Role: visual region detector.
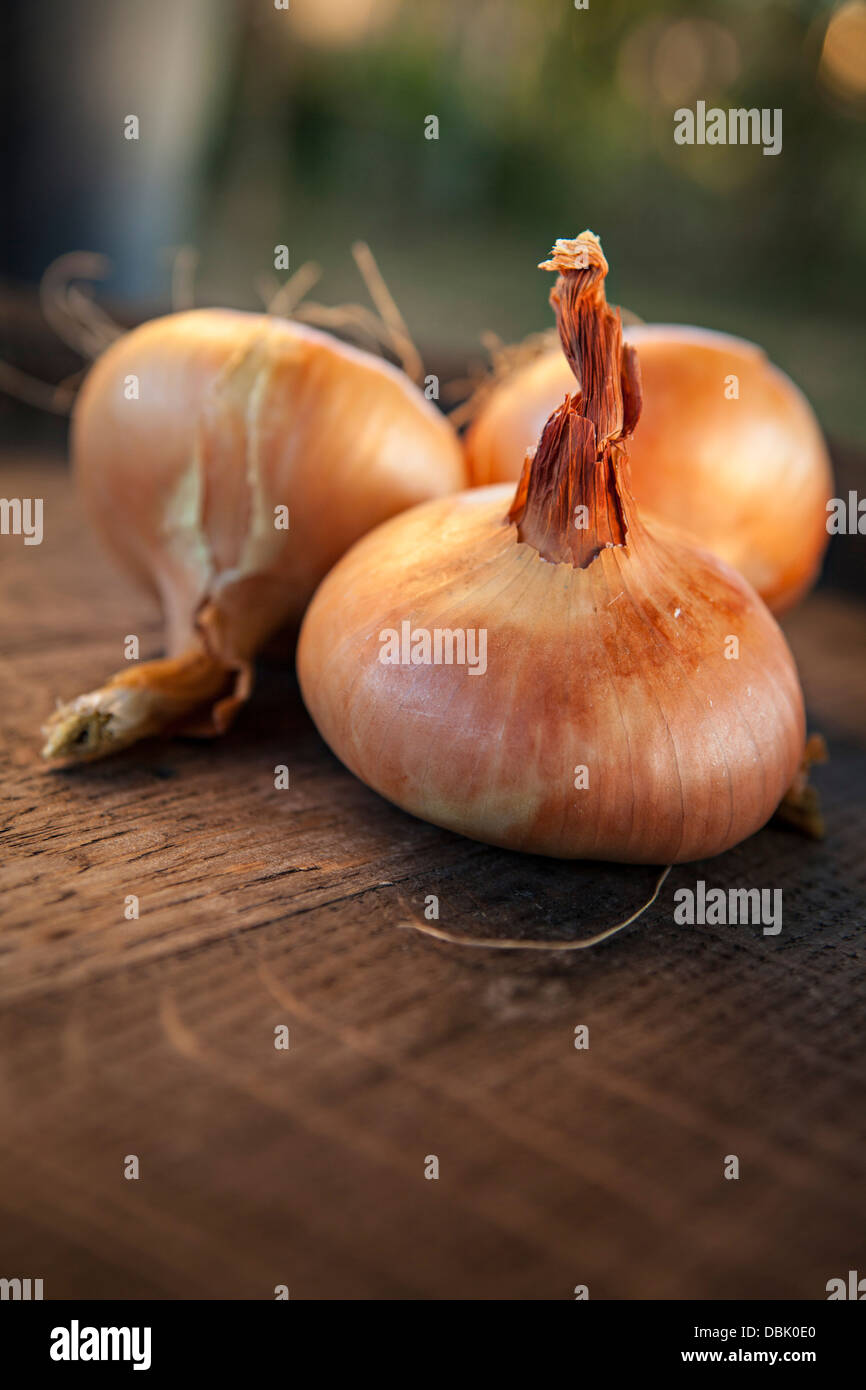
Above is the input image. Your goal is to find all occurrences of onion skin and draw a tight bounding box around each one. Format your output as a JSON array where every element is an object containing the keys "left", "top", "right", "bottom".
[
  {"left": 298, "top": 236, "right": 806, "bottom": 865},
  {"left": 297, "top": 486, "right": 804, "bottom": 863},
  {"left": 44, "top": 309, "right": 465, "bottom": 759},
  {"left": 465, "top": 325, "right": 833, "bottom": 614},
  {"left": 75, "top": 309, "right": 465, "bottom": 657}
]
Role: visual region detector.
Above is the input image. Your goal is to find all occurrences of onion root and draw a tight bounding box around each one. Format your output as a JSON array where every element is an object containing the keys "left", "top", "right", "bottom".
[{"left": 42, "top": 643, "right": 239, "bottom": 763}]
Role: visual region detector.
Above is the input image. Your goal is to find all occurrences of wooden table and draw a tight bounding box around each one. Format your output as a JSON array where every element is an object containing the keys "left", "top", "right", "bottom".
[{"left": 1, "top": 453, "right": 864, "bottom": 1300}]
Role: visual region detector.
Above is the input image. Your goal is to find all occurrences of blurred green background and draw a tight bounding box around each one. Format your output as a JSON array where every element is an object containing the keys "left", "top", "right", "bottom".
[{"left": 4, "top": 0, "right": 865, "bottom": 439}]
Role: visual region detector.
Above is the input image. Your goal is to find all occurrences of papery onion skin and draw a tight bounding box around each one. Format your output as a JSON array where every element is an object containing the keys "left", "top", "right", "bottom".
[
  {"left": 298, "top": 235, "right": 806, "bottom": 865},
  {"left": 75, "top": 309, "right": 465, "bottom": 659},
  {"left": 297, "top": 486, "right": 805, "bottom": 863},
  {"left": 465, "top": 325, "right": 833, "bottom": 614},
  {"left": 44, "top": 309, "right": 465, "bottom": 759}
]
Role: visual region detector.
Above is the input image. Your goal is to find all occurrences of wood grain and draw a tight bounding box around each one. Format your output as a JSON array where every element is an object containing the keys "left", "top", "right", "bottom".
[{"left": 1, "top": 455, "right": 864, "bottom": 1299}]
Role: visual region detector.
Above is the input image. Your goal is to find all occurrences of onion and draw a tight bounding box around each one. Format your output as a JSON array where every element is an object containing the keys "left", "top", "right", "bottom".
[
  {"left": 42, "top": 308, "right": 465, "bottom": 760},
  {"left": 298, "top": 234, "right": 805, "bottom": 864},
  {"left": 465, "top": 323, "right": 832, "bottom": 613}
]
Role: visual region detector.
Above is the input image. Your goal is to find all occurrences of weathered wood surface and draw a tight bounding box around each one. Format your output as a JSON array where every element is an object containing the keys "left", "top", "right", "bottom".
[{"left": 1, "top": 455, "right": 864, "bottom": 1299}]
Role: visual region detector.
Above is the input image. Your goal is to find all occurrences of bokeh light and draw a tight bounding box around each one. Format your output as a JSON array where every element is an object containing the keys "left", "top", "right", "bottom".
[
  {"left": 818, "top": 2, "right": 866, "bottom": 106},
  {"left": 618, "top": 18, "right": 740, "bottom": 109},
  {"left": 289, "top": 0, "right": 399, "bottom": 49}
]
